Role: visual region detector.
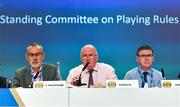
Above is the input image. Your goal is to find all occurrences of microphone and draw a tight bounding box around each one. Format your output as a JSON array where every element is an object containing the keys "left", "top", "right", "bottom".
[
  {"left": 178, "top": 73, "right": 180, "bottom": 79},
  {"left": 161, "top": 68, "right": 166, "bottom": 80},
  {"left": 56, "top": 61, "right": 62, "bottom": 80},
  {"left": 29, "top": 71, "right": 40, "bottom": 88},
  {"left": 75, "top": 62, "right": 89, "bottom": 86}
]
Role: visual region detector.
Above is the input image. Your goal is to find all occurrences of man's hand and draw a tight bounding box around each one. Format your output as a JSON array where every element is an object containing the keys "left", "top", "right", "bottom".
[
  {"left": 94, "top": 82, "right": 105, "bottom": 88},
  {"left": 70, "top": 75, "right": 79, "bottom": 86}
]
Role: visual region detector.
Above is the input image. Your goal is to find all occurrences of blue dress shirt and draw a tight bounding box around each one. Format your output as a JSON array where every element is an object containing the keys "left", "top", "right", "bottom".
[{"left": 124, "top": 66, "right": 163, "bottom": 88}]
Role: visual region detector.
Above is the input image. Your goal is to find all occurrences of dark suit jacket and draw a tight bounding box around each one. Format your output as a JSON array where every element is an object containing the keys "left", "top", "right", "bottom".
[
  {"left": 0, "top": 76, "right": 7, "bottom": 88},
  {"left": 12, "top": 63, "right": 61, "bottom": 88}
]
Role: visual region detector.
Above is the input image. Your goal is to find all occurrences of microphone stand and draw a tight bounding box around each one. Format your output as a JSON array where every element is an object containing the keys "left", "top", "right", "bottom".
[
  {"left": 75, "top": 62, "right": 89, "bottom": 86},
  {"left": 161, "top": 68, "right": 166, "bottom": 80}
]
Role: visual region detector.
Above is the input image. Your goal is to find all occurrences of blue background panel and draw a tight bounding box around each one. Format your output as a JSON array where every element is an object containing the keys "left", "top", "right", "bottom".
[{"left": 0, "top": 0, "right": 180, "bottom": 80}]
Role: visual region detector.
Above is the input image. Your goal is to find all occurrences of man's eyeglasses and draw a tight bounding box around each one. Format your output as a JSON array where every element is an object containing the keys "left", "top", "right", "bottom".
[
  {"left": 82, "top": 54, "right": 97, "bottom": 58},
  {"left": 27, "top": 52, "right": 43, "bottom": 57},
  {"left": 138, "top": 54, "right": 153, "bottom": 58}
]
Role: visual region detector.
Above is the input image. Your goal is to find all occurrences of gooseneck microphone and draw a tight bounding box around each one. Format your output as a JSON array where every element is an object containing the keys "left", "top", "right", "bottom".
[
  {"left": 178, "top": 73, "right": 180, "bottom": 79},
  {"left": 161, "top": 68, "right": 166, "bottom": 80},
  {"left": 75, "top": 62, "right": 89, "bottom": 86}
]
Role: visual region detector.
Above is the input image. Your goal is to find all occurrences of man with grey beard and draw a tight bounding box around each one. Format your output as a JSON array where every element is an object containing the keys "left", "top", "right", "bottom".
[{"left": 12, "top": 43, "right": 61, "bottom": 88}]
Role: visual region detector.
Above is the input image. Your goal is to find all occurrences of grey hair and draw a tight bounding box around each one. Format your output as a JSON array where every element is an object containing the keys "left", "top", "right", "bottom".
[{"left": 26, "top": 42, "right": 44, "bottom": 53}]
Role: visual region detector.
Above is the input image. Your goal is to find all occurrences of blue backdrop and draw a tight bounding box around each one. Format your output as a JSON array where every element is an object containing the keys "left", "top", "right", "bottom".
[{"left": 0, "top": 0, "right": 180, "bottom": 80}]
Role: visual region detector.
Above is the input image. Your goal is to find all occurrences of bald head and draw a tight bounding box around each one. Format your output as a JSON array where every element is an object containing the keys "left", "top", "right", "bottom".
[
  {"left": 80, "top": 44, "right": 98, "bottom": 57},
  {"left": 80, "top": 44, "right": 98, "bottom": 70}
]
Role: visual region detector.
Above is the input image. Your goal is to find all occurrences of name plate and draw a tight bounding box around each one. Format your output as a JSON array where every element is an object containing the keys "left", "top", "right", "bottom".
[
  {"left": 106, "top": 80, "right": 139, "bottom": 88},
  {"left": 33, "top": 81, "right": 66, "bottom": 88},
  {"left": 161, "top": 80, "right": 180, "bottom": 88}
]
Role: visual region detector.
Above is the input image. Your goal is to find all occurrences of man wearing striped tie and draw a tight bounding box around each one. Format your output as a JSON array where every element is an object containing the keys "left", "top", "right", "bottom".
[
  {"left": 124, "top": 45, "right": 163, "bottom": 88},
  {"left": 67, "top": 44, "right": 118, "bottom": 88}
]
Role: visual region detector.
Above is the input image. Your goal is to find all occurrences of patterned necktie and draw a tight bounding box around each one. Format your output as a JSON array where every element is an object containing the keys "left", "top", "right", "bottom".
[
  {"left": 143, "top": 72, "right": 149, "bottom": 82},
  {"left": 88, "top": 69, "right": 94, "bottom": 88},
  {"left": 142, "top": 72, "right": 149, "bottom": 88}
]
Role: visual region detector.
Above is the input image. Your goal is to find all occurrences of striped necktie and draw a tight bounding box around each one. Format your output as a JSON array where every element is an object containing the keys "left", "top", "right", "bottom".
[
  {"left": 88, "top": 69, "right": 94, "bottom": 88},
  {"left": 142, "top": 72, "right": 149, "bottom": 88}
]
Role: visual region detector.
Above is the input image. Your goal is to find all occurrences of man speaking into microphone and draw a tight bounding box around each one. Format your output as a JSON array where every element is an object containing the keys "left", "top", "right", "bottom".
[{"left": 67, "top": 44, "right": 118, "bottom": 88}]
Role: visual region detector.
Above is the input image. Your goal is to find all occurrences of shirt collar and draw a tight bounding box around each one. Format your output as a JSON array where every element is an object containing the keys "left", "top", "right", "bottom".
[
  {"left": 85, "top": 64, "right": 98, "bottom": 73},
  {"left": 139, "top": 66, "right": 152, "bottom": 74},
  {"left": 30, "top": 66, "right": 42, "bottom": 73}
]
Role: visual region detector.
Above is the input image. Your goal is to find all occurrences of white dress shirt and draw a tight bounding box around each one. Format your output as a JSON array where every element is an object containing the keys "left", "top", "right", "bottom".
[{"left": 67, "top": 63, "right": 118, "bottom": 88}]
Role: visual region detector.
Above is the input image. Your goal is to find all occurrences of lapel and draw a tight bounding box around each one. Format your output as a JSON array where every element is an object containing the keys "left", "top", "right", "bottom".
[
  {"left": 42, "top": 64, "right": 49, "bottom": 81},
  {"left": 24, "top": 64, "right": 49, "bottom": 85},
  {"left": 24, "top": 65, "right": 32, "bottom": 87}
]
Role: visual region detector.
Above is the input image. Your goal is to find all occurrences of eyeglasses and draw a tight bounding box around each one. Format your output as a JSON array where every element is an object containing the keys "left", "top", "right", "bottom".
[
  {"left": 138, "top": 54, "right": 153, "bottom": 58},
  {"left": 82, "top": 54, "right": 97, "bottom": 58},
  {"left": 27, "top": 52, "right": 43, "bottom": 57}
]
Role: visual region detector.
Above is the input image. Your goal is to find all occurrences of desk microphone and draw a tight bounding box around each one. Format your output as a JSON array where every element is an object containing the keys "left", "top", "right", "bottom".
[
  {"left": 75, "top": 62, "right": 89, "bottom": 86},
  {"left": 178, "top": 73, "right": 180, "bottom": 79},
  {"left": 161, "top": 68, "right": 166, "bottom": 80}
]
